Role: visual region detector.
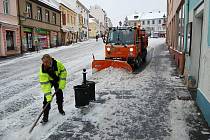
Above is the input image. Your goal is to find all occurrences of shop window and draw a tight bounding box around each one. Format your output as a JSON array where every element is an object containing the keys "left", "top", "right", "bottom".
[
  {"left": 45, "top": 10, "right": 50, "bottom": 22},
  {"left": 52, "top": 13, "right": 56, "bottom": 24},
  {"left": 26, "top": 2, "right": 32, "bottom": 18},
  {"left": 3, "top": 0, "right": 9, "bottom": 14},
  {"left": 6, "top": 31, "right": 15, "bottom": 50},
  {"left": 37, "top": 7, "right": 42, "bottom": 21},
  {"left": 178, "top": 5, "right": 184, "bottom": 51}
]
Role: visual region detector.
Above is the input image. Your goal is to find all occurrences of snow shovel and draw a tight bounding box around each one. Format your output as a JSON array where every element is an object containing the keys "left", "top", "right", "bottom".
[{"left": 29, "top": 92, "right": 56, "bottom": 133}]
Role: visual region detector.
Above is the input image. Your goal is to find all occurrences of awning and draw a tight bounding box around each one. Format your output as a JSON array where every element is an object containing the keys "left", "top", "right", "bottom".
[
  {"left": 61, "top": 28, "right": 70, "bottom": 33},
  {"left": 61, "top": 27, "right": 75, "bottom": 32},
  {"left": 0, "top": 20, "right": 19, "bottom": 28}
]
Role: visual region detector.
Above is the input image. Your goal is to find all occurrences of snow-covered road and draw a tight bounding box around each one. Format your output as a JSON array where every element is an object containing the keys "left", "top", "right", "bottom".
[{"left": 0, "top": 38, "right": 209, "bottom": 140}]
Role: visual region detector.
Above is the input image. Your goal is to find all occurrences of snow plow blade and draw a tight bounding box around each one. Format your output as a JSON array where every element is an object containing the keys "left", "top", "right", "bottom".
[{"left": 92, "top": 60, "right": 133, "bottom": 72}]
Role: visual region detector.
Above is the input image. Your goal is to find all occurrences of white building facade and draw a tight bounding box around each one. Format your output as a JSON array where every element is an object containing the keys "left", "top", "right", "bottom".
[
  {"left": 128, "top": 11, "right": 166, "bottom": 37},
  {"left": 89, "top": 5, "right": 106, "bottom": 36},
  {"left": 106, "top": 17, "right": 113, "bottom": 28},
  {"left": 76, "top": 0, "right": 89, "bottom": 41},
  {"left": 88, "top": 17, "right": 100, "bottom": 38}
]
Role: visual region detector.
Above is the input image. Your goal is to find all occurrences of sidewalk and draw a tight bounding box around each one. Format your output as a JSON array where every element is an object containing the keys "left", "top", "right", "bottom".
[
  {"left": 0, "top": 39, "right": 96, "bottom": 62},
  {"left": 45, "top": 41, "right": 210, "bottom": 139}
]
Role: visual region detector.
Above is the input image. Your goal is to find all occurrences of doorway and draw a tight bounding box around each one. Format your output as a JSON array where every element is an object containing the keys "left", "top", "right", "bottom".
[
  {"left": 190, "top": 5, "right": 204, "bottom": 88},
  {"left": 26, "top": 32, "right": 33, "bottom": 51}
]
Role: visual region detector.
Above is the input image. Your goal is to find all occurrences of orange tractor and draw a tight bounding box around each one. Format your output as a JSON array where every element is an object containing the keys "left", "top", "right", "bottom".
[{"left": 92, "top": 26, "right": 148, "bottom": 72}]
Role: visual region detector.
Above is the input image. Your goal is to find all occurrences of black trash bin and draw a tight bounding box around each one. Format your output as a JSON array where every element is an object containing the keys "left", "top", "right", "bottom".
[
  {"left": 74, "top": 85, "right": 89, "bottom": 108},
  {"left": 86, "top": 81, "right": 96, "bottom": 101}
]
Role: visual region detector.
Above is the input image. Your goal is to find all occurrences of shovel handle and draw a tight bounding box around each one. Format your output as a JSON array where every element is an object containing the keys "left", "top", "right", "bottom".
[{"left": 29, "top": 92, "right": 56, "bottom": 133}]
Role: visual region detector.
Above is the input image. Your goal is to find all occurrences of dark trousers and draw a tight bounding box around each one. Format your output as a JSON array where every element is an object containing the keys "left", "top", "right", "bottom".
[{"left": 43, "top": 83, "right": 63, "bottom": 120}]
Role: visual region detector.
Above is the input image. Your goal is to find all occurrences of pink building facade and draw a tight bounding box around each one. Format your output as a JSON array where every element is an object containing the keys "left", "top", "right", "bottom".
[
  {"left": 166, "top": 0, "right": 185, "bottom": 74},
  {"left": 0, "top": 0, "right": 21, "bottom": 57}
]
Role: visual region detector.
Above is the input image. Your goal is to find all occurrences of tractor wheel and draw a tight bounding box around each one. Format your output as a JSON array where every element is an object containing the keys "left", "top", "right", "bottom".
[
  {"left": 142, "top": 48, "right": 147, "bottom": 63},
  {"left": 134, "top": 55, "right": 142, "bottom": 69}
]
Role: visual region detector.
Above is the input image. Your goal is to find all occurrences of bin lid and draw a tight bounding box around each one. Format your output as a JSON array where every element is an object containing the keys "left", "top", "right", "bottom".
[
  {"left": 74, "top": 85, "right": 88, "bottom": 89},
  {"left": 86, "top": 81, "right": 95, "bottom": 84}
]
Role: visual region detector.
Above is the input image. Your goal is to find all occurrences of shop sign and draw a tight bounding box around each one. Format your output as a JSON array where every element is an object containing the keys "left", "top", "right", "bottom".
[
  {"left": 24, "top": 28, "right": 32, "bottom": 32},
  {"left": 36, "top": 28, "right": 49, "bottom": 35}
]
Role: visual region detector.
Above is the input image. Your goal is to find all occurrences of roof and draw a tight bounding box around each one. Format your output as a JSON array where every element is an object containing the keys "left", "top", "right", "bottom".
[
  {"left": 76, "top": 0, "right": 90, "bottom": 12},
  {"left": 39, "top": 0, "right": 60, "bottom": 10},
  {"left": 57, "top": 0, "right": 77, "bottom": 12},
  {"left": 128, "top": 11, "right": 166, "bottom": 21}
]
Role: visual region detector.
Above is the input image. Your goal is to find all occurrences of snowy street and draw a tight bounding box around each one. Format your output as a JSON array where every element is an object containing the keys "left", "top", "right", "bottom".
[{"left": 0, "top": 38, "right": 209, "bottom": 140}]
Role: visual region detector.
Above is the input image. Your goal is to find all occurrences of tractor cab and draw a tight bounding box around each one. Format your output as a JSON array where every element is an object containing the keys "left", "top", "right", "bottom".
[{"left": 92, "top": 26, "right": 148, "bottom": 72}]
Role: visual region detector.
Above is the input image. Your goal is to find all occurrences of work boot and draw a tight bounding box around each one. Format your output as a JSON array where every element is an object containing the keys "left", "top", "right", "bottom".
[
  {"left": 59, "top": 110, "right": 65, "bottom": 116},
  {"left": 40, "top": 117, "right": 48, "bottom": 124},
  {"left": 41, "top": 110, "right": 49, "bottom": 124},
  {"left": 58, "top": 105, "right": 65, "bottom": 115}
]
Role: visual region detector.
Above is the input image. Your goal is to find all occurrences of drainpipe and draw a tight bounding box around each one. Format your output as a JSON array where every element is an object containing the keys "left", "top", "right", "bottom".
[
  {"left": 17, "top": 0, "right": 23, "bottom": 54},
  {"left": 0, "top": 24, "right": 1, "bottom": 55},
  {"left": 184, "top": 0, "right": 189, "bottom": 53}
]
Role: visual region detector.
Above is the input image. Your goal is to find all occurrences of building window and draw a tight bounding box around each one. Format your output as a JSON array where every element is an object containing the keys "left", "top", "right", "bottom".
[
  {"left": 152, "top": 20, "right": 155, "bottom": 24},
  {"left": 3, "top": 0, "right": 9, "bottom": 14},
  {"left": 147, "top": 20, "right": 150, "bottom": 25},
  {"left": 45, "top": 10, "right": 50, "bottom": 22},
  {"left": 52, "top": 13, "right": 56, "bottom": 24},
  {"left": 26, "top": 2, "right": 32, "bottom": 18},
  {"left": 62, "top": 12, "right": 66, "bottom": 25},
  {"left": 6, "top": 31, "right": 15, "bottom": 50},
  {"left": 159, "top": 19, "right": 162, "bottom": 24},
  {"left": 142, "top": 21, "right": 145, "bottom": 25},
  {"left": 67, "top": 14, "right": 70, "bottom": 24},
  {"left": 71, "top": 16, "right": 73, "bottom": 25},
  {"left": 37, "top": 7, "right": 42, "bottom": 21},
  {"left": 74, "top": 17, "right": 76, "bottom": 25}
]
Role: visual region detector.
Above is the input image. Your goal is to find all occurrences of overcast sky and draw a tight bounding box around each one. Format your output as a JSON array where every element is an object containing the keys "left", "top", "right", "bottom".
[{"left": 79, "top": 0, "right": 167, "bottom": 26}]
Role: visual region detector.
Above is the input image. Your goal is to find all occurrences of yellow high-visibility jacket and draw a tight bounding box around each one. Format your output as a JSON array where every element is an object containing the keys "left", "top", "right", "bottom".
[{"left": 39, "top": 58, "right": 67, "bottom": 100}]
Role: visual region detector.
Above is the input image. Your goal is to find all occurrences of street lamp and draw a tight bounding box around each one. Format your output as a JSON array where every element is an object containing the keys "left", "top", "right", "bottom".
[
  {"left": 163, "top": 14, "right": 166, "bottom": 27},
  {"left": 162, "top": 14, "right": 166, "bottom": 37}
]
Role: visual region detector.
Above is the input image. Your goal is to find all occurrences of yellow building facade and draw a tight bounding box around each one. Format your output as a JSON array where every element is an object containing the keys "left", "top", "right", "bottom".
[
  {"left": 88, "top": 19, "right": 100, "bottom": 38},
  {"left": 60, "top": 4, "right": 77, "bottom": 45}
]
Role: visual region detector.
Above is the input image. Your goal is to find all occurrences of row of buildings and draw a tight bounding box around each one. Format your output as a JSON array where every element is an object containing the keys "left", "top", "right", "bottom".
[
  {"left": 126, "top": 11, "right": 167, "bottom": 37},
  {"left": 167, "top": 0, "right": 210, "bottom": 126},
  {"left": 0, "top": 0, "right": 112, "bottom": 57}
]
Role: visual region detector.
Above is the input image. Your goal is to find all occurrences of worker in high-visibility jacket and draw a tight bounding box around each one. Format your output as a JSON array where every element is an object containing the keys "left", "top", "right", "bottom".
[{"left": 39, "top": 54, "right": 67, "bottom": 123}]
